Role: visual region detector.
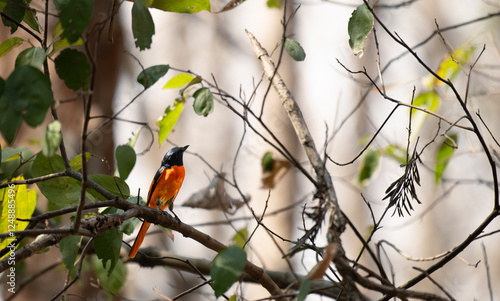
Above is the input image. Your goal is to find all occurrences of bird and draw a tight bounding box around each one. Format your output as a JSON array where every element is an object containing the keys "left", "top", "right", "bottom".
[{"left": 129, "top": 145, "right": 189, "bottom": 258}]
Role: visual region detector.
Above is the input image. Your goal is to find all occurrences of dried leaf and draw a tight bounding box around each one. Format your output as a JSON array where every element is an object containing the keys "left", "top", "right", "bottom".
[
  {"left": 182, "top": 173, "right": 248, "bottom": 214},
  {"left": 261, "top": 153, "right": 291, "bottom": 189}
]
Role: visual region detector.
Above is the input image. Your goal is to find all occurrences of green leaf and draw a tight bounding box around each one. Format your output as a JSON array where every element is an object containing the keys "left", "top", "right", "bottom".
[
  {"left": 435, "top": 134, "right": 457, "bottom": 184},
  {"left": 162, "top": 73, "right": 195, "bottom": 89},
  {"left": 132, "top": 0, "right": 155, "bottom": 50},
  {"left": 69, "top": 153, "right": 92, "bottom": 172},
  {"left": 0, "top": 77, "right": 22, "bottom": 144},
  {"left": 42, "top": 120, "right": 62, "bottom": 157},
  {"left": 93, "top": 228, "right": 123, "bottom": 276},
  {"left": 262, "top": 151, "right": 274, "bottom": 172},
  {"left": 55, "top": 48, "right": 90, "bottom": 90},
  {"left": 32, "top": 153, "right": 83, "bottom": 208},
  {"left": 0, "top": 37, "right": 24, "bottom": 58},
  {"left": 152, "top": 0, "right": 211, "bottom": 13},
  {"left": 92, "top": 255, "right": 126, "bottom": 295},
  {"left": 60, "top": 236, "right": 81, "bottom": 270},
  {"left": 266, "top": 0, "right": 281, "bottom": 8},
  {"left": 157, "top": 99, "right": 185, "bottom": 146},
  {"left": 435, "top": 44, "right": 475, "bottom": 88},
  {"left": 348, "top": 3, "right": 374, "bottom": 56},
  {"left": 136, "top": 64, "right": 170, "bottom": 89},
  {"left": 410, "top": 91, "right": 440, "bottom": 140},
  {"left": 23, "top": 8, "right": 40, "bottom": 33},
  {"left": 210, "top": 246, "right": 247, "bottom": 297},
  {"left": 115, "top": 145, "right": 136, "bottom": 180},
  {"left": 88, "top": 174, "right": 130, "bottom": 199},
  {"left": 50, "top": 22, "right": 84, "bottom": 55},
  {"left": 358, "top": 148, "right": 380, "bottom": 187},
  {"left": 193, "top": 87, "right": 214, "bottom": 117},
  {"left": 284, "top": 38, "right": 306, "bottom": 61},
  {"left": 297, "top": 277, "right": 311, "bottom": 301},
  {"left": 1, "top": 65, "right": 53, "bottom": 128},
  {"left": 54, "top": 0, "right": 93, "bottom": 43},
  {"left": 1, "top": 0, "right": 26, "bottom": 33},
  {"left": 15, "top": 47, "right": 46, "bottom": 69},
  {"left": 231, "top": 228, "right": 248, "bottom": 249}
]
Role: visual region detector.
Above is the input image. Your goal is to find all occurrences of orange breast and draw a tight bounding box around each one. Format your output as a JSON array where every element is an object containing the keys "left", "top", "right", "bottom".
[{"left": 149, "top": 165, "right": 186, "bottom": 210}]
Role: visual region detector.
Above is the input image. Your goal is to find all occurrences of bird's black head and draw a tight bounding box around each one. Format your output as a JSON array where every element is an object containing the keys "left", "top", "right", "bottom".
[{"left": 161, "top": 145, "right": 189, "bottom": 167}]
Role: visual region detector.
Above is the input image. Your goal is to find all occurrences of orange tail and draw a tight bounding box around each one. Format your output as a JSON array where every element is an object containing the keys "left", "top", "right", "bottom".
[{"left": 129, "top": 220, "right": 151, "bottom": 258}]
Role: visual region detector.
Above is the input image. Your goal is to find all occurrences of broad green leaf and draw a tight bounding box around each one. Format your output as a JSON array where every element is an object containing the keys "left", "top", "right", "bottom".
[
  {"left": 115, "top": 145, "right": 136, "bottom": 180},
  {"left": 163, "top": 73, "right": 195, "bottom": 89},
  {"left": 137, "top": 64, "right": 169, "bottom": 89},
  {"left": 152, "top": 0, "right": 211, "bottom": 13},
  {"left": 88, "top": 174, "right": 130, "bottom": 200},
  {"left": 410, "top": 91, "right": 440, "bottom": 140},
  {"left": 0, "top": 37, "right": 24, "bottom": 58},
  {"left": 42, "top": 120, "right": 62, "bottom": 157},
  {"left": 193, "top": 87, "right": 214, "bottom": 117},
  {"left": 23, "top": 8, "right": 40, "bottom": 33},
  {"left": 69, "top": 153, "right": 92, "bottom": 172},
  {"left": 55, "top": 48, "right": 90, "bottom": 90},
  {"left": 435, "top": 134, "right": 457, "bottom": 184},
  {"left": 157, "top": 99, "right": 185, "bottom": 146},
  {"left": 92, "top": 255, "right": 126, "bottom": 295},
  {"left": 231, "top": 228, "right": 248, "bottom": 249},
  {"left": 262, "top": 151, "right": 274, "bottom": 172},
  {"left": 348, "top": 3, "right": 374, "bottom": 56},
  {"left": 0, "top": 2, "right": 6, "bottom": 10},
  {"left": 32, "top": 153, "right": 83, "bottom": 208},
  {"left": 0, "top": 65, "right": 53, "bottom": 133},
  {"left": 60, "top": 236, "right": 81, "bottom": 270},
  {"left": 0, "top": 175, "right": 37, "bottom": 256},
  {"left": 54, "top": 0, "right": 93, "bottom": 43},
  {"left": 93, "top": 228, "right": 123, "bottom": 276},
  {"left": 132, "top": 0, "right": 155, "bottom": 50},
  {"left": 15, "top": 47, "right": 46, "bottom": 69},
  {"left": 210, "top": 246, "right": 247, "bottom": 297},
  {"left": 435, "top": 44, "right": 475, "bottom": 87},
  {"left": 284, "top": 38, "right": 306, "bottom": 61},
  {"left": 0, "top": 77, "right": 21, "bottom": 143},
  {"left": 50, "top": 22, "right": 84, "bottom": 55},
  {"left": 358, "top": 148, "right": 380, "bottom": 187},
  {"left": 297, "top": 277, "right": 311, "bottom": 301},
  {"left": 1, "top": 0, "right": 26, "bottom": 33}
]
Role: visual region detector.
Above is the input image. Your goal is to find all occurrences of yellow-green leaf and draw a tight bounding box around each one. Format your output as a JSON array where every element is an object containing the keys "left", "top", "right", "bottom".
[
  {"left": 435, "top": 44, "right": 475, "bottom": 87},
  {"left": 435, "top": 134, "right": 457, "bottom": 184},
  {"left": 0, "top": 176, "right": 37, "bottom": 258},
  {"left": 162, "top": 73, "right": 195, "bottom": 89},
  {"left": 157, "top": 100, "right": 185, "bottom": 146},
  {"left": 411, "top": 91, "right": 440, "bottom": 140},
  {"left": 0, "top": 37, "right": 24, "bottom": 58},
  {"left": 358, "top": 148, "right": 380, "bottom": 187},
  {"left": 152, "top": 0, "right": 210, "bottom": 13}
]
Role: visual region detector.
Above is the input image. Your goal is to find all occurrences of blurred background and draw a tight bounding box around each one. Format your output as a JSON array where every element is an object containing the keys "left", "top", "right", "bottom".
[{"left": 2, "top": 0, "right": 500, "bottom": 300}]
